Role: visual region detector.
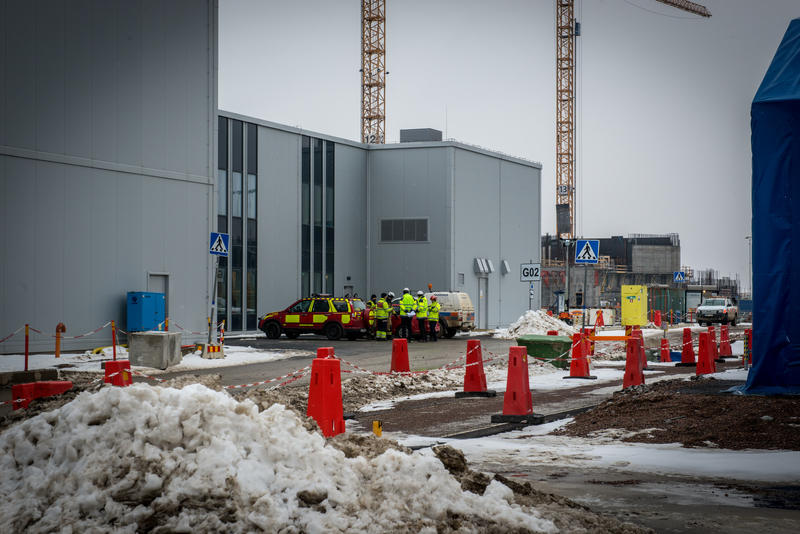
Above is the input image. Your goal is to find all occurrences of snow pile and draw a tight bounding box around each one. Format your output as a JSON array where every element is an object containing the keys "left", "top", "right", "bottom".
[
  {"left": 0, "top": 384, "right": 556, "bottom": 533},
  {"left": 494, "top": 310, "right": 576, "bottom": 339}
]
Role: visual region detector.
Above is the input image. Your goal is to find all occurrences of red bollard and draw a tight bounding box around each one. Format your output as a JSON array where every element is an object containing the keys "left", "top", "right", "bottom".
[
  {"left": 623, "top": 335, "right": 645, "bottom": 388},
  {"left": 111, "top": 320, "right": 117, "bottom": 361},
  {"left": 696, "top": 332, "right": 716, "bottom": 376},
  {"left": 595, "top": 309, "right": 605, "bottom": 327},
  {"left": 104, "top": 360, "right": 132, "bottom": 386},
  {"left": 390, "top": 338, "right": 410, "bottom": 373},
  {"left": 499, "top": 346, "right": 533, "bottom": 416},
  {"left": 660, "top": 338, "right": 671, "bottom": 362},
  {"left": 307, "top": 347, "right": 345, "bottom": 437},
  {"left": 456, "top": 340, "right": 496, "bottom": 397},
  {"left": 719, "top": 325, "right": 733, "bottom": 357},
  {"left": 678, "top": 327, "right": 696, "bottom": 366},
  {"left": 631, "top": 328, "right": 648, "bottom": 370},
  {"left": 564, "top": 333, "right": 597, "bottom": 379},
  {"left": 654, "top": 310, "right": 662, "bottom": 327}
]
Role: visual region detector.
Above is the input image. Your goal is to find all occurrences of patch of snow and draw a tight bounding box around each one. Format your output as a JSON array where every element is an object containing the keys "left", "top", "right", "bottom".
[
  {"left": 0, "top": 384, "right": 557, "bottom": 533},
  {"left": 493, "top": 310, "right": 576, "bottom": 339}
]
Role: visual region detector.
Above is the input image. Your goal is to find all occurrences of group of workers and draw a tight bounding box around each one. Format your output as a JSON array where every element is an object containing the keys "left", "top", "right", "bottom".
[{"left": 366, "top": 288, "right": 441, "bottom": 342}]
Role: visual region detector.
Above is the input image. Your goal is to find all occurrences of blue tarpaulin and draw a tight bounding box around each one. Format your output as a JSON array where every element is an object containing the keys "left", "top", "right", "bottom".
[{"left": 747, "top": 18, "right": 800, "bottom": 394}]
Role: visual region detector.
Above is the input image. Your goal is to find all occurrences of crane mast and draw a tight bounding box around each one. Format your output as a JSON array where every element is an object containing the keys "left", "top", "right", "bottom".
[
  {"left": 361, "top": 0, "right": 386, "bottom": 144},
  {"left": 554, "top": 0, "right": 710, "bottom": 239}
]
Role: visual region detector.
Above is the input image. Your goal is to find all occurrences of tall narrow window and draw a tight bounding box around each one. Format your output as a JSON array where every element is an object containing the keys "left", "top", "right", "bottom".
[
  {"left": 231, "top": 120, "right": 244, "bottom": 331},
  {"left": 246, "top": 123, "right": 258, "bottom": 330},
  {"left": 325, "top": 141, "right": 335, "bottom": 294},
  {"left": 301, "top": 136, "right": 311, "bottom": 297},
  {"left": 217, "top": 117, "right": 228, "bottom": 326},
  {"left": 313, "top": 139, "right": 323, "bottom": 293}
]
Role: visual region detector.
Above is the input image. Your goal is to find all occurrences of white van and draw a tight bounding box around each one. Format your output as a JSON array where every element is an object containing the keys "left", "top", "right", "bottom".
[{"left": 426, "top": 292, "right": 475, "bottom": 338}]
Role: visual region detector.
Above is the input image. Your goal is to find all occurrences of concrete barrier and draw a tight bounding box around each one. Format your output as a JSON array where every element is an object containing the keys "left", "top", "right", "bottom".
[{"left": 129, "top": 332, "right": 182, "bottom": 370}]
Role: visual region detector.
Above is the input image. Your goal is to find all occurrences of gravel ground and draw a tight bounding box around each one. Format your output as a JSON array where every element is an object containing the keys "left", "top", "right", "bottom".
[{"left": 553, "top": 377, "right": 800, "bottom": 450}]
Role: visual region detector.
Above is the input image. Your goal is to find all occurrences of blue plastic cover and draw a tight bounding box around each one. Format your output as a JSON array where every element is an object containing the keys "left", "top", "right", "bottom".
[{"left": 746, "top": 18, "right": 800, "bottom": 394}]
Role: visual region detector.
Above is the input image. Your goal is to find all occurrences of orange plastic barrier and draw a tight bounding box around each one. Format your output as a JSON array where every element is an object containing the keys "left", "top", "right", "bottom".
[
  {"left": 306, "top": 347, "right": 345, "bottom": 437},
  {"left": 390, "top": 338, "right": 410, "bottom": 372},
  {"left": 623, "top": 336, "right": 644, "bottom": 388},
  {"left": 104, "top": 360, "right": 132, "bottom": 386},
  {"left": 501, "top": 346, "right": 533, "bottom": 416},
  {"left": 697, "top": 332, "right": 716, "bottom": 376},
  {"left": 12, "top": 380, "right": 73, "bottom": 410}
]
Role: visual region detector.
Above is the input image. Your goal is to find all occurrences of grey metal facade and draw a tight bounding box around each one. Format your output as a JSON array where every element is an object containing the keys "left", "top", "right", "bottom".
[{"left": 0, "top": 1, "right": 218, "bottom": 353}]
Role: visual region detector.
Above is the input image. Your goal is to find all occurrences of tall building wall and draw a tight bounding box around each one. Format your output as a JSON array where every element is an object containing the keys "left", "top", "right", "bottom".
[
  {"left": 0, "top": 1, "right": 217, "bottom": 353},
  {"left": 631, "top": 245, "right": 680, "bottom": 273}
]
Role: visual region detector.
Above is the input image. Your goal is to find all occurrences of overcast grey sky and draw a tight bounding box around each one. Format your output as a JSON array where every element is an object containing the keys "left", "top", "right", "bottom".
[{"left": 219, "top": 0, "right": 799, "bottom": 292}]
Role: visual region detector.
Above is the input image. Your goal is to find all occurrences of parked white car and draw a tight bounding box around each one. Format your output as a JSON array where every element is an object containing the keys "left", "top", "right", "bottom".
[{"left": 696, "top": 297, "right": 738, "bottom": 326}]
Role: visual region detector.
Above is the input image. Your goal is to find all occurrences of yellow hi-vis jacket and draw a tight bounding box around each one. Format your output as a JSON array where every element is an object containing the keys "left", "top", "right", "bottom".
[
  {"left": 416, "top": 296, "right": 428, "bottom": 319},
  {"left": 375, "top": 298, "right": 390, "bottom": 320},
  {"left": 400, "top": 293, "right": 415, "bottom": 316},
  {"left": 428, "top": 300, "right": 441, "bottom": 321}
]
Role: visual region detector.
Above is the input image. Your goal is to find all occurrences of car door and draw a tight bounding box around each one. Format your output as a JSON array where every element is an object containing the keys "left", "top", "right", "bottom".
[
  {"left": 310, "top": 299, "right": 332, "bottom": 329},
  {"left": 284, "top": 299, "right": 312, "bottom": 330}
]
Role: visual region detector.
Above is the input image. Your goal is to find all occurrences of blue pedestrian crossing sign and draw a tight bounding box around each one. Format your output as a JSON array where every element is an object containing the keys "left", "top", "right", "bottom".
[
  {"left": 575, "top": 240, "right": 599, "bottom": 264},
  {"left": 673, "top": 271, "right": 686, "bottom": 283},
  {"left": 209, "top": 232, "right": 229, "bottom": 257}
]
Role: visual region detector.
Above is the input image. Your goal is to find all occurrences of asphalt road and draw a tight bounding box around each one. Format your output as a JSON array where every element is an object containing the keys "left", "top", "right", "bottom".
[{"left": 158, "top": 334, "right": 518, "bottom": 388}]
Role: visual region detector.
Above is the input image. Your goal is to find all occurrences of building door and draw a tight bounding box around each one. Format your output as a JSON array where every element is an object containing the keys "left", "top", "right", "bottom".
[
  {"left": 477, "top": 277, "right": 488, "bottom": 329},
  {"left": 148, "top": 273, "right": 169, "bottom": 318}
]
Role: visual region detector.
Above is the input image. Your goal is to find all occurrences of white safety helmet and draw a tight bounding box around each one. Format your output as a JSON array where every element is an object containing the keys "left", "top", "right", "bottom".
[
  {"left": 417, "top": 290, "right": 423, "bottom": 296},
  {"left": 403, "top": 287, "right": 409, "bottom": 293},
  {"left": 388, "top": 291, "right": 395, "bottom": 298}
]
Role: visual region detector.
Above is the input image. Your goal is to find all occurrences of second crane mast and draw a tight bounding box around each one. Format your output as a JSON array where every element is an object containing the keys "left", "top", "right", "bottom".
[
  {"left": 555, "top": 0, "right": 711, "bottom": 239},
  {"left": 361, "top": 0, "right": 386, "bottom": 144}
]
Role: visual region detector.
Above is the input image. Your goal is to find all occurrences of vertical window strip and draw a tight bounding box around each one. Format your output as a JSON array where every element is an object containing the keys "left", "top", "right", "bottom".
[{"left": 301, "top": 136, "right": 311, "bottom": 297}]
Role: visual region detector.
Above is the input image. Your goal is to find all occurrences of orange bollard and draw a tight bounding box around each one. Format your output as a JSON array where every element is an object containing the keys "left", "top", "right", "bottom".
[
  {"left": 623, "top": 335, "right": 645, "bottom": 388},
  {"left": 496, "top": 346, "right": 533, "bottom": 418},
  {"left": 55, "top": 323, "right": 66, "bottom": 359},
  {"left": 678, "top": 327, "right": 696, "bottom": 366},
  {"left": 564, "top": 333, "right": 597, "bottom": 379},
  {"left": 631, "top": 328, "right": 648, "bottom": 370},
  {"left": 707, "top": 325, "right": 718, "bottom": 360},
  {"left": 104, "top": 360, "right": 132, "bottom": 386},
  {"left": 111, "top": 320, "right": 117, "bottom": 361},
  {"left": 390, "top": 338, "right": 410, "bottom": 372},
  {"left": 660, "top": 338, "right": 671, "bottom": 362},
  {"left": 654, "top": 310, "right": 662, "bottom": 327},
  {"left": 306, "top": 347, "right": 345, "bottom": 437},
  {"left": 718, "top": 325, "right": 733, "bottom": 357},
  {"left": 456, "top": 340, "right": 496, "bottom": 397},
  {"left": 595, "top": 309, "right": 605, "bottom": 327},
  {"left": 696, "top": 332, "right": 716, "bottom": 376}
]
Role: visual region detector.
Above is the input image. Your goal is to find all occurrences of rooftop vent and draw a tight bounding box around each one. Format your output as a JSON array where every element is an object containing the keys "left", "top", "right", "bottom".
[{"left": 400, "top": 128, "right": 443, "bottom": 143}]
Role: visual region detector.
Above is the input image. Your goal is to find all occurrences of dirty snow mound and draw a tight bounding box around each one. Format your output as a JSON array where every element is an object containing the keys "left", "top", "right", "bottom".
[
  {"left": 494, "top": 310, "right": 576, "bottom": 339},
  {"left": 0, "top": 384, "right": 557, "bottom": 533}
]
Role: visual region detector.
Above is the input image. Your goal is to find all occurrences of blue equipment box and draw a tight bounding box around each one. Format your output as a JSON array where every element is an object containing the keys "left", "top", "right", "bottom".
[{"left": 127, "top": 292, "right": 165, "bottom": 332}]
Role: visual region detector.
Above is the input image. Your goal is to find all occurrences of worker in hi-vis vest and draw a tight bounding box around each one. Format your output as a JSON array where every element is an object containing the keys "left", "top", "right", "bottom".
[
  {"left": 375, "top": 292, "right": 390, "bottom": 340},
  {"left": 428, "top": 295, "right": 440, "bottom": 342},
  {"left": 399, "top": 288, "right": 416, "bottom": 340},
  {"left": 415, "top": 290, "right": 428, "bottom": 342}
]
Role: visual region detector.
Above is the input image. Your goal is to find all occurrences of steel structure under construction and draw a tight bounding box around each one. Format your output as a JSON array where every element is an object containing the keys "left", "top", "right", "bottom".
[{"left": 361, "top": 0, "right": 386, "bottom": 144}]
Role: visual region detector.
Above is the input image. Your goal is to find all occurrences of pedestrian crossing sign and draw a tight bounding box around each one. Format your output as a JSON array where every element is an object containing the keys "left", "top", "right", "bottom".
[
  {"left": 674, "top": 271, "right": 686, "bottom": 283},
  {"left": 209, "top": 232, "right": 229, "bottom": 257},
  {"left": 575, "top": 239, "right": 599, "bottom": 264}
]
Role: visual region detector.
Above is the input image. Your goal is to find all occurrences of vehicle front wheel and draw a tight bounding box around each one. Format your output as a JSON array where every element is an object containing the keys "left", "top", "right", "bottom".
[
  {"left": 325, "top": 322, "right": 343, "bottom": 341},
  {"left": 442, "top": 323, "right": 457, "bottom": 338},
  {"left": 264, "top": 322, "right": 281, "bottom": 339}
]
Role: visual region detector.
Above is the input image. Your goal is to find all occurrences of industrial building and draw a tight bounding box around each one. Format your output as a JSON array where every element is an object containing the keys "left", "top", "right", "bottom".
[{"left": 0, "top": 1, "right": 541, "bottom": 353}]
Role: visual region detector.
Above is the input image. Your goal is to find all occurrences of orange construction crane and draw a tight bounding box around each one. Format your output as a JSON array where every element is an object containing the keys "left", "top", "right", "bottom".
[
  {"left": 555, "top": 0, "right": 710, "bottom": 238},
  {"left": 361, "top": 0, "right": 386, "bottom": 144}
]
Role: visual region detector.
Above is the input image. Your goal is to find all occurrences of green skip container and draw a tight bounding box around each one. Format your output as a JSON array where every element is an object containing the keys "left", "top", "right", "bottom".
[{"left": 515, "top": 334, "right": 573, "bottom": 370}]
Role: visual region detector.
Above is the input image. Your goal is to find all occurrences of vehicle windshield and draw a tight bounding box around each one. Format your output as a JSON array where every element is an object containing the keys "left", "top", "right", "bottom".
[
  {"left": 350, "top": 300, "right": 366, "bottom": 311},
  {"left": 703, "top": 299, "right": 725, "bottom": 307}
]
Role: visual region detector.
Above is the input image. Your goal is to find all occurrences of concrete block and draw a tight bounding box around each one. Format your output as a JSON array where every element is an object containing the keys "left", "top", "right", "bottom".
[
  {"left": 129, "top": 332, "right": 182, "bottom": 370},
  {"left": 200, "top": 344, "right": 225, "bottom": 359}
]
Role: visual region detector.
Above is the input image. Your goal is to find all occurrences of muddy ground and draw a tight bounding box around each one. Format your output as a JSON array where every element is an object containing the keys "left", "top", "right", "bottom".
[{"left": 554, "top": 377, "right": 800, "bottom": 450}]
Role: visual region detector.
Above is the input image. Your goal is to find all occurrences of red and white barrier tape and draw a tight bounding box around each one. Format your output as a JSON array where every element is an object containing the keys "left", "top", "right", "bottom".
[
  {"left": 224, "top": 365, "right": 312, "bottom": 390},
  {"left": 0, "top": 326, "right": 24, "bottom": 344}
]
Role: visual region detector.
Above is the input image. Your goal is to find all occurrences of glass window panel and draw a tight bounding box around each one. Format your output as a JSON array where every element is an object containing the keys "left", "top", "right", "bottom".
[
  {"left": 218, "top": 116, "right": 227, "bottom": 170},
  {"left": 403, "top": 219, "right": 415, "bottom": 241},
  {"left": 217, "top": 169, "right": 227, "bottom": 217},
  {"left": 333, "top": 300, "right": 348, "bottom": 312},
  {"left": 416, "top": 219, "right": 428, "bottom": 241},
  {"left": 311, "top": 299, "right": 331, "bottom": 312},
  {"left": 392, "top": 220, "right": 403, "bottom": 241},
  {"left": 381, "top": 220, "right": 392, "bottom": 241},
  {"left": 247, "top": 123, "right": 257, "bottom": 174},
  {"left": 288, "top": 300, "right": 311, "bottom": 313},
  {"left": 247, "top": 174, "right": 256, "bottom": 220},
  {"left": 216, "top": 257, "right": 227, "bottom": 325},
  {"left": 232, "top": 172, "right": 242, "bottom": 218},
  {"left": 302, "top": 137, "right": 311, "bottom": 296},
  {"left": 231, "top": 268, "right": 242, "bottom": 331},
  {"left": 231, "top": 120, "right": 243, "bottom": 173}
]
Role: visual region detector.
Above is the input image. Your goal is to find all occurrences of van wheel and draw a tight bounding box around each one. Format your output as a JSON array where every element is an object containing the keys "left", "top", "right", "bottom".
[
  {"left": 264, "top": 322, "right": 281, "bottom": 339},
  {"left": 441, "top": 323, "right": 457, "bottom": 338},
  {"left": 325, "top": 323, "right": 343, "bottom": 341}
]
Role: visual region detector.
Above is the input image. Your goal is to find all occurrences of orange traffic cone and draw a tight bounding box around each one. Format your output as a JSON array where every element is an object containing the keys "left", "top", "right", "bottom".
[
  {"left": 307, "top": 347, "right": 345, "bottom": 437},
  {"left": 456, "top": 340, "right": 497, "bottom": 398},
  {"left": 623, "top": 335, "right": 645, "bottom": 388},
  {"left": 696, "top": 332, "right": 716, "bottom": 376},
  {"left": 654, "top": 310, "right": 662, "bottom": 327},
  {"left": 104, "top": 360, "right": 132, "bottom": 386},
  {"left": 660, "top": 338, "right": 671, "bottom": 362},
  {"left": 719, "top": 325, "right": 733, "bottom": 357},
  {"left": 564, "top": 333, "right": 597, "bottom": 379},
  {"left": 631, "top": 328, "right": 648, "bottom": 370},
  {"left": 677, "top": 327, "right": 696, "bottom": 366},
  {"left": 707, "top": 326, "right": 721, "bottom": 362},
  {"left": 390, "top": 338, "right": 410, "bottom": 373},
  {"left": 595, "top": 309, "right": 605, "bottom": 327},
  {"left": 491, "top": 346, "right": 541, "bottom": 423}
]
